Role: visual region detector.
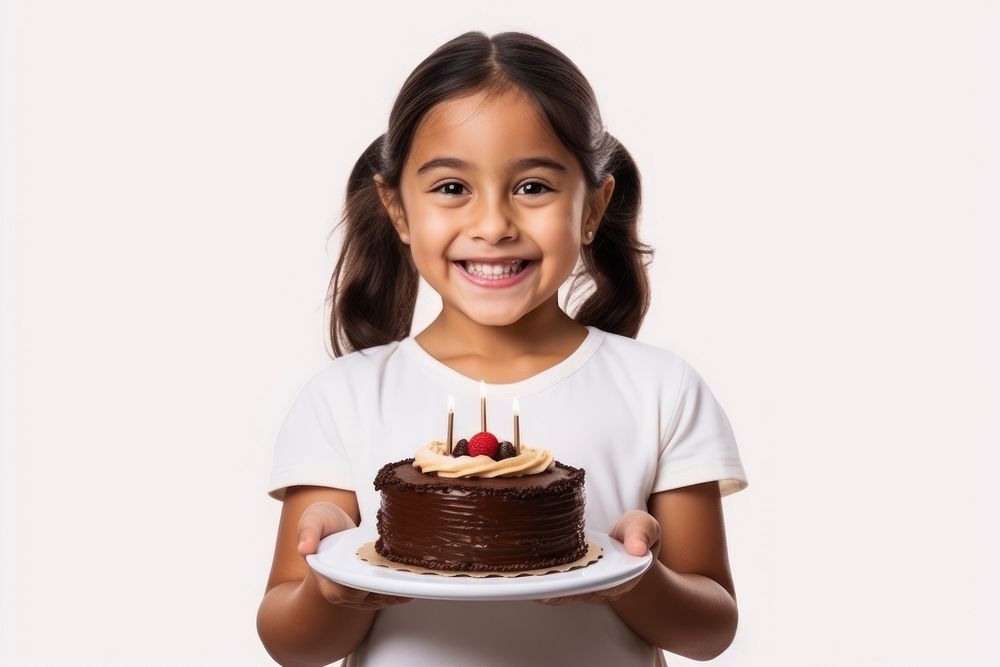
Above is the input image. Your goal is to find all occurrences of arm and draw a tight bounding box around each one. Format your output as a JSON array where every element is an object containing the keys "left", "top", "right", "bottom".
[
  {"left": 608, "top": 482, "right": 739, "bottom": 661},
  {"left": 256, "top": 486, "right": 404, "bottom": 666}
]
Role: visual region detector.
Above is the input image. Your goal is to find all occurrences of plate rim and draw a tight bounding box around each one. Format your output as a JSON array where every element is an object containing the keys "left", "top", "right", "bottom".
[{"left": 305, "top": 526, "right": 653, "bottom": 601}]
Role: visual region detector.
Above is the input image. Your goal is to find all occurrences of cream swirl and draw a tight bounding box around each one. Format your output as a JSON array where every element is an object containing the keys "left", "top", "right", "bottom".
[{"left": 413, "top": 440, "right": 555, "bottom": 478}]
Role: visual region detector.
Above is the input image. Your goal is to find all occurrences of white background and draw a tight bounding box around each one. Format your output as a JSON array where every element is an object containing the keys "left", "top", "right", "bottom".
[{"left": 1, "top": 1, "right": 998, "bottom": 665}]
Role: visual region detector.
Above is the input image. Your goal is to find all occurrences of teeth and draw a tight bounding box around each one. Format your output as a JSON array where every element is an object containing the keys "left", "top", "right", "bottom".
[{"left": 462, "top": 260, "right": 526, "bottom": 280}]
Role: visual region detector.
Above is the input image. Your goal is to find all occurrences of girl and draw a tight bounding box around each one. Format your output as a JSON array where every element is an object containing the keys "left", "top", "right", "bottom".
[{"left": 257, "top": 30, "right": 749, "bottom": 667}]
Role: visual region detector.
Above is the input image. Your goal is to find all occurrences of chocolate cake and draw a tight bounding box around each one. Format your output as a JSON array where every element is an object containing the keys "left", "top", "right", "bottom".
[{"left": 373, "top": 457, "right": 587, "bottom": 572}]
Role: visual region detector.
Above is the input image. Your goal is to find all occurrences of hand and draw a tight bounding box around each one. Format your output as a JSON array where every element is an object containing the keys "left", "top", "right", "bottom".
[
  {"left": 297, "top": 501, "right": 413, "bottom": 611},
  {"left": 536, "top": 510, "right": 661, "bottom": 606}
]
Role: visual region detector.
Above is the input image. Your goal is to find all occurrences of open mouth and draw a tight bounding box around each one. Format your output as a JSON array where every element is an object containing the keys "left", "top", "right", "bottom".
[
  {"left": 456, "top": 259, "right": 532, "bottom": 281},
  {"left": 452, "top": 258, "right": 537, "bottom": 287}
]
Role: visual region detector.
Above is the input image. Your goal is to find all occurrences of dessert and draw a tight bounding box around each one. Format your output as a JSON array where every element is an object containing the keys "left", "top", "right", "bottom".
[{"left": 372, "top": 432, "right": 587, "bottom": 573}]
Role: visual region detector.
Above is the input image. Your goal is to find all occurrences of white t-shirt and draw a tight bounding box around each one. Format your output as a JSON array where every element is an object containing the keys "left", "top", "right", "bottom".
[{"left": 267, "top": 325, "right": 749, "bottom": 666}]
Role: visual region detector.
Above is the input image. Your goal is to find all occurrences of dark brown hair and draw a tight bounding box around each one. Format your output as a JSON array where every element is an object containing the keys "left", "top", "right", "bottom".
[{"left": 327, "top": 31, "right": 653, "bottom": 357}]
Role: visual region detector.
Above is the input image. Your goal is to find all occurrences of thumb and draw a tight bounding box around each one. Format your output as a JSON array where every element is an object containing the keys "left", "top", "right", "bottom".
[
  {"left": 297, "top": 501, "right": 354, "bottom": 556},
  {"left": 610, "top": 510, "right": 660, "bottom": 557}
]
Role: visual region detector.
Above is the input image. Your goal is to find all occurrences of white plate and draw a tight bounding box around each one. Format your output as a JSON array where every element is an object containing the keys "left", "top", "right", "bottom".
[{"left": 305, "top": 527, "right": 653, "bottom": 602}]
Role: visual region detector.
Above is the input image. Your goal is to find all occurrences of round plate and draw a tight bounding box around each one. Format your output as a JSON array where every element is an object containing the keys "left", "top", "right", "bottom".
[{"left": 305, "top": 527, "right": 653, "bottom": 602}]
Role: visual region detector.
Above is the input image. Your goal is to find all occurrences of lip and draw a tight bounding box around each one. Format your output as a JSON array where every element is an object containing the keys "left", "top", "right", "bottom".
[
  {"left": 458, "top": 256, "right": 532, "bottom": 263},
  {"left": 453, "top": 260, "right": 537, "bottom": 289}
]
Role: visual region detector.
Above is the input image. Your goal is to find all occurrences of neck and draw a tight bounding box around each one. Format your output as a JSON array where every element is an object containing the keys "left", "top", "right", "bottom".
[{"left": 423, "top": 294, "right": 585, "bottom": 361}]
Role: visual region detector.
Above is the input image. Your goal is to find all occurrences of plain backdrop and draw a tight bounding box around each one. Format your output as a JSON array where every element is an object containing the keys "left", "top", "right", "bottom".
[{"left": 1, "top": 1, "right": 998, "bottom": 665}]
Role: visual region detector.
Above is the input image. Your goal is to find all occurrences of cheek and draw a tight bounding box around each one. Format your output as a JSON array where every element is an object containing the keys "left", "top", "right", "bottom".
[
  {"left": 397, "top": 191, "right": 445, "bottom": 263},
  {"left": 406, "top": 221, "right": 454, "bottom": 278},
  {"left": 409, "top": 236, "right": 445, "bottom": 275},
  {"left": 531, "top": 209, "right": 581, "bottom": 264}
]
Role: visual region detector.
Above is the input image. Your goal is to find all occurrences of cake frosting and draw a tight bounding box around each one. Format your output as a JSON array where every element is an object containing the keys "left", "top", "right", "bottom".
[{"left": 412, "top": 439, "right": 554, "bottom": 478}]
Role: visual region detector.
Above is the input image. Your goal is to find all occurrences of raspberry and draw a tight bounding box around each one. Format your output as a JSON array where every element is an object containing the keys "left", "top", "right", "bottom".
[{"left": 467, "top": 431, "right": 499, "bottom": 458}]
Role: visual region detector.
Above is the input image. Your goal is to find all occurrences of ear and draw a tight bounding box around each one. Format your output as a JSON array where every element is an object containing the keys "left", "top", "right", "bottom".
[
  {"left": 373, "top": 174, "right": 410, "bottom": 245},
  {"left": 583, "top": 175, "right": 615, "bottom": 244}
]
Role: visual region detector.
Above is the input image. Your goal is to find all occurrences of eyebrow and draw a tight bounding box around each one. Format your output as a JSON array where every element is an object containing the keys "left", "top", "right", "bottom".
[{"left": 415, "top": 156, "right": 568, "bottom": 176}]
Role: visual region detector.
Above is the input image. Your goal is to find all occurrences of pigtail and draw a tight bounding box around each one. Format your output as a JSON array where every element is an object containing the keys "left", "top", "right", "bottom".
[
  {"left": 326, "top": 135, "right": 419, "bottom": 357},
  {"left": 568, "top": 133, "right": 653, "bottom": 338}
]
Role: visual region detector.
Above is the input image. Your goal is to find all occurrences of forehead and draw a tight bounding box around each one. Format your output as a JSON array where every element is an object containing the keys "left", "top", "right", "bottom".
[{"left": 405, "top": 89, "right": 577, "bottom": 175}]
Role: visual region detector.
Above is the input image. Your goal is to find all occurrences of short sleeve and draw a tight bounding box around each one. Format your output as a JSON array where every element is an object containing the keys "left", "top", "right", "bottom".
[
  {"left": 652, "top": 360, "right": 749, "bottom": 497},
  {"left": 266, "top": 372, "right": 356, "bottom": 501}
]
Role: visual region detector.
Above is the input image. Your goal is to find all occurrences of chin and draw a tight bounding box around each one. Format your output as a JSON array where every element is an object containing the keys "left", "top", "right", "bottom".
[{"left": 460, "top": 305, "right": 528, "bottom": 328}]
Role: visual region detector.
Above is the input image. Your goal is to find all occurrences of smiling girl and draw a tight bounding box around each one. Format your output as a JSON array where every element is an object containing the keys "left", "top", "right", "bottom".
[{"left": 257, "top": 31, "right": 749, "bottom": 667}]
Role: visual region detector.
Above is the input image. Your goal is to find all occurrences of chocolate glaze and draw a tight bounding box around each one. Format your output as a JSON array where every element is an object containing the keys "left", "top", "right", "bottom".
[{"left": 373, "top": 459, "right": 587, "bottom": 572}]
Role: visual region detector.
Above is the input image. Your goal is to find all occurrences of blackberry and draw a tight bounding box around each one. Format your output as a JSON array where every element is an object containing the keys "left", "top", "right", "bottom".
[{"left": 496, "top": 440, "right": 517, "bottom": 460}]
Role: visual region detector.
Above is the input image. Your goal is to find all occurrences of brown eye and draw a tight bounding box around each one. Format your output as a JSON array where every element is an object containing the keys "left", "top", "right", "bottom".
[
  {"left": 433, "top": 182, "right": 469, "bottom": 196},
  {"left": 516, "top": 181, "right": 553, "bottom": 196}
]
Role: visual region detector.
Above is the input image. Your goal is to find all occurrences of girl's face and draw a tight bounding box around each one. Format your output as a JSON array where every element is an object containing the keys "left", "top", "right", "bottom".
[{"left": 376, "top": 88, "right": 614, "bottom": 328}]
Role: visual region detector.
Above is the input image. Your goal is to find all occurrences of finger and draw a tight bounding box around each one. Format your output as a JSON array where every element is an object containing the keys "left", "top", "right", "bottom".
[
  {"left": 318, "top": 584, "right": 369, "bottom": 606},
  {"left": 608, "top": 510, "right": 643, "bottom": 543},
  {"left": 624, "top": 532, "right": 652, "bottom": 557},
  {"left": 367, "top": 594, "right": 412, "bottom": 607},
  {"left": 297, "top": 502, "right": 354, "bottom": 556},
  {"left": 331, "top": 583, "right": 370, "bottom": 605},
  {"left": 600, "top": 581, "right": 639, "bottom": 602},
  {"left": 340, "top": 599, "right": 405, "bottom": 611},
  {"left": 611, "top": 511, "right": 660, "bottom": 557},
  {"left": 535, "top": 596, "right": 571, "bottom": 606},
  {"left": 335, "top": 593, "right": 411, "bottom": 611},
  {"left": 336, "top": 600, "right": 380, "bottom": 611}
]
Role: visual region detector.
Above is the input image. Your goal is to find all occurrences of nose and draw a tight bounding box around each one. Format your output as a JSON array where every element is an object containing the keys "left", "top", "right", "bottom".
[{"left": 467, "top": 191, "right": 518, "bottom": 244}]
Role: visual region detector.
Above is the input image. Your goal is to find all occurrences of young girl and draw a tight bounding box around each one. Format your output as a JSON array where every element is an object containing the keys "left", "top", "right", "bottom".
[{"left": 257, "top": 30, "right": 749, "bottom": 667}]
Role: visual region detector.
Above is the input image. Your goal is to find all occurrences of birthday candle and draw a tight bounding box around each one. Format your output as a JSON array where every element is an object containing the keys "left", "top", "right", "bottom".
[
  {"left": 513, "top": 397, "right": 520, "bottom": 454},
  {"left": 447, "top": 394, "right": 454, "bottom": 454},
  {"left": 480, "top": 380, "right": 487, "bottom": 432}
]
